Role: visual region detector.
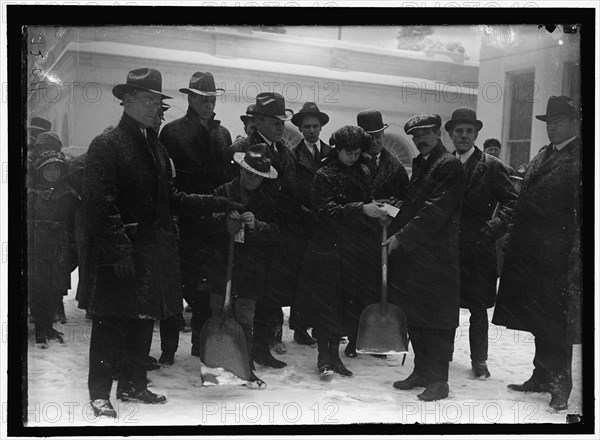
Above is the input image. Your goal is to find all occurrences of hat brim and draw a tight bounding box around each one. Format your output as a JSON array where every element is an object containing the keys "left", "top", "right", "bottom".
[
  {"left": 444, "top": 119, "right": 483, "bottom": 133},
  {"left": 405, "top": 124, "right": 440, "bottom": 135},
  {"left": 28, "top": 126, "right": 47, "bottom": 134},
  {"left": 233, "top": 152, "right": 278, "bottom": 179},
  {"left": 179, "top": 87, "right": 225, "bottom": 97},
  {"left": 240, "top": 114, "right": 255, "bottom": 123},
  {"left": 535, "top": 111, "right": 578, "bottom": 122},
  {"left": 113, "top": 84, "right": 173, "bottom": 101},
  {"left": 291, "top": 112, "right": 330, "bottom": 128},
  {"left": 364, "top": 123, "right": 389, "bottom": 134},
  {"left": 248, "top": 109, "right": 294, "bottom": 122}
]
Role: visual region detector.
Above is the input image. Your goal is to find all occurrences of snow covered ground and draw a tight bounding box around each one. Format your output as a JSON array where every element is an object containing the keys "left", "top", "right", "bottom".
[{"left": 25, "top": 272, "right": 583, "bottom": 428}]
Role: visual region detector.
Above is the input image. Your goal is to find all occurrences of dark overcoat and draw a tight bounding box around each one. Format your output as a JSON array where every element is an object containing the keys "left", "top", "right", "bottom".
[
  {"left": 228, "top": 131, "right": 299, "bottom": 306},
  {"left": 492, "top": 138, "right": 581, "bottom": 344},
  {"left": 159, "top": 108, "right": 233, "bottom": 286},
  {"left": 81, "top": 113, "right": 221, "bottom": 320},
  {"left": 297, "top": 156, "right": 376, "bottom": 339},
  {"left": 293, "top": 139, "right": 332, "bottom": 213},
  {"left": 388, "top": 142, "right": 466, "bottom": 329},
  {"left": 205, "top": 178, "right": 281, "bottom": 302},
  {"left": 367, "top": 147, "right": 410, "bottom": 201},
  {"left": 457, "top": 147, "right": 517, "bottom": 309}
]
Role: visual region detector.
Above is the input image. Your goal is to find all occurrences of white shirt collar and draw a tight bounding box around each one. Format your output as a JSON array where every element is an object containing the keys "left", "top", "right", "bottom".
[
  {"left": 458, "top": 146, "right": 475, "bottom": 164},
  {"left": 554, "top": 136, "right": 576, "bottom": 151},
  {"left": 422, "top": 153, "right": 430, "bottom": 161},
  {"left": 305, "top": 139, "right": 321, "bottom": 153},
  {"left": 140, "top": 127, "right": 147, "bottom": 138}
]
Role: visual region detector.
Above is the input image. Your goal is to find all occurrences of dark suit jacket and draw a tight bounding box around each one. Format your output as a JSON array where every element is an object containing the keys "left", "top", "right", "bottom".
[
  {"left": 293, "top": 139, "right": 332, "bottom": 214},
  {"left": 388, "top": 142, "right": 466, "bottom": 329},
  {"left": 493, "top": 138, "right": 581, "bottom": 344}
]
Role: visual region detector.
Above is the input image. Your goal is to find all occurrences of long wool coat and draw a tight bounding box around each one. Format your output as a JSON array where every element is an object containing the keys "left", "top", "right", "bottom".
[
  {"left": 457, "top": 147, "right": 517, "bottom": 309},
  {"left": 159, "top": 108, "right": 233, "bottom": 286},
  {"left": 81, "top": 113, "right": 221, "bottom": 320},
  {"left": 367, "top": 147, "right": 410, "bottom": 201},
  {"left": 297, "top": 156, "right": 377, "bottom": 339},
  {"left": 388, "top": 142, "right": 466, "bottom": 329},
  {"left": 492, "top": 138, "right": 581, "bottom": 344}
]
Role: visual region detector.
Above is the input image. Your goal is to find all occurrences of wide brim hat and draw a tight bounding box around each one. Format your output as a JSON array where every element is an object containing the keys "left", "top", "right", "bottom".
[
  {"left": 357, "top": 109, "right": 389, "bottom": 134},
  {"left": 291, "top": 102, "right": 329, "bottom": 128},
  {"left": 179, "top": 71, "right": 225, "bottom": 96},
  {"left": 113, "top": 67, "right": 173, "bottom": 101},
  {"left": 248, "top": 92, "right": 294, "bottom": 121},
  {"left": 233, "top": 143, "right": 278, "bottom": 179},
  {"left": 240, "top": 104, "right": 257, "bottom": 124},
  {"left": 535, "top": 95, "right": 579, "bottom": 121},
  {"left": 34, "top": 131, "right": 63, "bottom": 151},
  {"left": 404, "top": 114, "right": 442, "bottom": 135},
  {"left": 444, "top": 107, "right": 483, "bottom": 133},
  {"left": 28, "top": 117, "right": 52, "bottom": 134}
]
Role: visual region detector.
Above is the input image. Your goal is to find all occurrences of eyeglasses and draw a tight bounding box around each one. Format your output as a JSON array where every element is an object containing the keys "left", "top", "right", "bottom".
[{"left": 127, "top": 98, "right": 162, "bottom": 109}]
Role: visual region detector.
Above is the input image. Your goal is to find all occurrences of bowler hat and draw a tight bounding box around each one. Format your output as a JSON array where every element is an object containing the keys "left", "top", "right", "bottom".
[
  {"left": 535, "top": 95, "right": 579, "bottom": 122},
  {"left": 291, "top": 102, "right": 329, "bottom": 128},
  {"left": 35, "top": 131, "right": 62, "bottom": 152},
  {"left": 28, "top": 117, "right": 52, "bottom": 133},
  {"left": 179, "top": 71, "right": 225, "bottom": 97},
  {"left": 248, "top": 93, "right": 293, "bottom": 121},
  {"left": 112, "top": 68, "right": 172, "bottom": 101},
  {"left": 357, "top": 109, "right": 389, "bottom": 134},
  {"left": 233, "top": 143, "right": 278, "bottom": 179},
  {"left": 404, "top": 113, "right": 442, "bottom": 135},
  {"left": 240, "top": 104, "right": 257, "bottom": 124},
  {"left": 444, "top": 107, "right": 483, "bottom": 133}
]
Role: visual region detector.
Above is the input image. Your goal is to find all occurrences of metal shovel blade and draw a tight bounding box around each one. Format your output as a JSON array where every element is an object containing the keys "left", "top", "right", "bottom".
[
  {"left": 199, "top": 313, "right": 253, "bottom": 381},
  {"left": 356, "top": 302, "right": 409, "bottom": 355}
]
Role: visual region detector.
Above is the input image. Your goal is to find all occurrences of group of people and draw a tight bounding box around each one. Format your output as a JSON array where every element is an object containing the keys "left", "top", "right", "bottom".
[{"left": 26, "top": 65, "right": 581, "bottom": 419}]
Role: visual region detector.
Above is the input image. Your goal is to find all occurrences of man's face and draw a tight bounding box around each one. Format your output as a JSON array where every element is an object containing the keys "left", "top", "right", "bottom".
[
  {"left": 123, "top": 91, "right": 161, "bottom": 129},
  {"left": 244, "top": 118, "right": 257, "bottom": 137},
  {"left": 189, "top": 94, "right": 216, "bottom": 122},
  {"left": 410, "top": 128, "right": 440, "bottom": 156},
  {"left": 366, "top": 130, "right": 384, "bottom": 156},
  {"left": 240, "top": 167, "right": 264, "bottom": 191},
  {"left": 546, "top": 114, "right": 577, "bottom": 145},
  {"left": 300, "top": 115, "right": 321, "bottom": 144},
  {"left": 450, "top": 123, "right": 478, "bottom": 155},
  {"left": 484, "top": 146, "right": 501, "bottom": 158},
  {"left": 256, "top": 115, "right": 285, "bottom": 143}
]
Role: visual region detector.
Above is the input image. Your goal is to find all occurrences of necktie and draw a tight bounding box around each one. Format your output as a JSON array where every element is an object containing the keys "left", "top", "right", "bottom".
[
  {"left": 544, "top": 144, "right": 555, "bottom": 162},
  {"left": 313, "top": 145, "right": 320, "bottom": 162},
  {"left": 412, "top": 156, "right": 425, "bottom": 181},
  {"left": 368, "top": 154, "right": 378, "bottom": 176}
]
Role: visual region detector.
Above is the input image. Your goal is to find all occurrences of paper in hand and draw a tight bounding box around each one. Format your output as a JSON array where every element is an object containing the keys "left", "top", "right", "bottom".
[{"left": 380, "top": 203, "right": 400, "bottom": 218}]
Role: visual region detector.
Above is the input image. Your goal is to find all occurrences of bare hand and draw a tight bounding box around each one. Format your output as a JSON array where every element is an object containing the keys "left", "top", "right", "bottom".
[
  {"left": 114, "top": 255, "right": 136, "bottom": 278},
  {"left": 226, "top": 210, "right": 243, "bottom": 235},
  {"left": 362, "top": 202, "right": 388, "bottom": 219},
  {"left": 240, "top": 211, "right": 256, "bottom": 230},
  {"left": 382, "top": 235, "right": 400, "bottom": 254}
]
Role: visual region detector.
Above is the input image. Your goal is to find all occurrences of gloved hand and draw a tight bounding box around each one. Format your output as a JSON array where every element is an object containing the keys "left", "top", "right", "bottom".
[
  {"left": 226, "top": 210, "right": 243, "bottom": 235},
  {"left": 114, "top": 255, "right": 136, "bottom": 278},
  {"left": 213, "top": 196, "right": 244, "bottom": 212}
]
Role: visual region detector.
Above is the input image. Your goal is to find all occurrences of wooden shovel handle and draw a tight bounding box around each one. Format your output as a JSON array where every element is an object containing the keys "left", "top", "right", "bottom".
[
  {"left": 222, "top": 229, "right": 236, "bottom": 313},
  {"left": 381, "top": 223, "right": 388, "bottom": 308}
]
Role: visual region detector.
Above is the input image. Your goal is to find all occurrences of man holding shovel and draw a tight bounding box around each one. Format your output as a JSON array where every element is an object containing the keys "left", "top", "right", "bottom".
[{"left": 384, "top": 114, "right": 466, "bottom": 402}]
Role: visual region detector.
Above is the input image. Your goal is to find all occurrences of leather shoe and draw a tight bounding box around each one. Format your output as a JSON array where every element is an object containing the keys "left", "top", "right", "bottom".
[
  {"left": 393, "top": 373, "right": 429, "bottom": 390},
  {"left": 159, "top": 352, "right": 174, "bottom": 366},
  {"left": 191, "top": 345, "right": 200, "bottom": 357},
  {"left": 332, "top": 361, "right": 353, "bottom": 377},
  {"left": 472, "top": 361, "right": 491, "bottom": 379},
  {"left": 90, "top": 399, "right": 117, "bottom": 418},
  {"left": 507, "top": 379, "right": 546, "bottom": 393},
  {"left": 145, "top": 356, "right": 161, "bottom": 371},
  {"left": 117, "top": 387, "right": 166, "bottom": 404},
  {"left": 344, "top": 342, "right": 357, "bottom": 358},
  {"left": 294, "top": 328, "right": 317, "bottom": 346},
  {"left": 253, "top": 352, "right": 287, "bottom": 369},
  {"left": 417, "top": 382, "right": 449, "bottom": 401}
]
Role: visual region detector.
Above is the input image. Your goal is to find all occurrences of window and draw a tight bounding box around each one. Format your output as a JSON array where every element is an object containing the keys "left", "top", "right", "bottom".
[
  {"left": 506, "top": 70, "right": 535, "bottom": 169},
  {"left": 563, "top": 61, "right": 581, "bottom": 108}
]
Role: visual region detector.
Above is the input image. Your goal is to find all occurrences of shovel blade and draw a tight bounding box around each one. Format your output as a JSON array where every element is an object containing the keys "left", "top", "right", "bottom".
[
  {"left": 199, "top": 315, "right": 253, "bottom": 381},
  {"left": 356, "top": 303, "right": 409, "bottom": 354}
]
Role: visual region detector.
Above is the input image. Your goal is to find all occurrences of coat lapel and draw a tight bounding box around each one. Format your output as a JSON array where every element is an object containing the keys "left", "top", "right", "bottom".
[
  {"left": 463, "top": 147, "right": 487, "bottom": 193},
  {"left": 524, "top": 138, "right": 580, "bottom": 189},
  {"left": 296, "top": 140, "right": 318, "bottom": 172}
]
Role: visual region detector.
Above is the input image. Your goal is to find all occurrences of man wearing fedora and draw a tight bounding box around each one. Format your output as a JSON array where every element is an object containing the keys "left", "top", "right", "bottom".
[
  {"left": 239, "top": 104, "right": 258, "bottom": 139},
  {"left": 228, "top": 92, "right": 298, "bottom": 369},
  {"left": 445, "top": 107, "right": 517, "bottom": 380},
  {"left": 287, "top": 102, "right": 332, "bottom": 347},
  {"left": 384, "top": 113, "right": 465, "bottom": 402},
  {"left": 205, "top": 143, "right": 282, "bottom": 388},
  {"left": 493, "top": 96, "right": 581, "bottom": 411},
  {"left": 159, "top": 71, "right": 235, "bottom": 362},
  {"left": 82, "top": 67, "right": 242, "bottom": 417}
]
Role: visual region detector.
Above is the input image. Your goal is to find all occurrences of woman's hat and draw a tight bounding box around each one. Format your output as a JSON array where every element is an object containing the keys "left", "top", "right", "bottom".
[
  {"left": 233, "top": 143, "right": 278, "bottom": 179},
  {"left": 444, "top": 107, "right": 483, "bottom": 133},
  {"left": 291, "top": 102, "right": 329, "bottom": 128},
  {"left": 113, "top": 67, "right": 173, "bottom": 101},
  {"left": 248, "top": 92, "right": 294, "bottom": 121},
  {"left": 179, "top": 71, "right": 225, "bottom": 97},
  {"left": 535, "top": 95, "right": 579, "bottom": 122},
  {"left": 357, "top": 109, "right": 389, "bottom": 134}
]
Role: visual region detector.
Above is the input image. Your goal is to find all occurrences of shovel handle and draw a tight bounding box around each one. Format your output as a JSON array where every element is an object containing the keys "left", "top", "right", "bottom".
[
  {"left": 381, "top": 223, "right": 388, "bottom": 310},
  {"left": 222, "top": 230, "right": 236, "bottom": 313}
]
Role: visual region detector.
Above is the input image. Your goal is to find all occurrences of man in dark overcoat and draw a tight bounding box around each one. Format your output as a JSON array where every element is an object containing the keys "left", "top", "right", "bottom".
[
  {"left": 82, "top": 68, "right": 241, "bottom": 418},
  {"left": 492, "top": 96, "right": 581, "bottom": 411},
  {"left": 445, "top": 107, "right": 517, "bottom": 379},
  {"left": 384, "top": 114, "right": 466, "bottom": 402},
  {"left": 227, "top": 92, "right": 298, "bottom": 369},
  {"left": 159, "top": 71, "right": 233, "bottom": 362},
  {"left": 288, "top": 102, "right": 332, "bottom": 346}
]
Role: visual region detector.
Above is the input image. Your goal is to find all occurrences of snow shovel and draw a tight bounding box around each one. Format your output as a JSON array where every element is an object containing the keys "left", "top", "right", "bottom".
[
  {"left": 199, "top": 227, "right": 252, "bottom": 381},
  {"left": 356, "top": 222, "right": 409, "bottom": 355}
]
